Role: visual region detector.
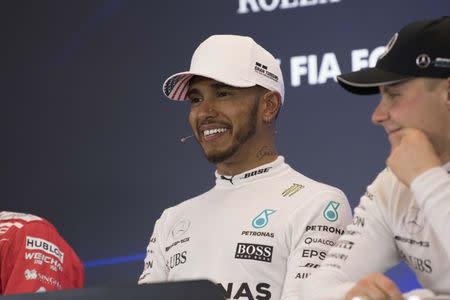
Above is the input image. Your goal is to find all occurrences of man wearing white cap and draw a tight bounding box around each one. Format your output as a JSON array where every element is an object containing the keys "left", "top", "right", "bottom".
[
  {"left": 298, "top": 16, "right": 450, "bottom": 300},
  {"left": 138, "top": 34, "right": 352, "bottom": 299}
]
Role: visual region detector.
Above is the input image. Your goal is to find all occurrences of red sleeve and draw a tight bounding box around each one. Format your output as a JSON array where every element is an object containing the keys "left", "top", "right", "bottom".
[{"left": 0, "top": 220, "right": 84, "bottom": 295}]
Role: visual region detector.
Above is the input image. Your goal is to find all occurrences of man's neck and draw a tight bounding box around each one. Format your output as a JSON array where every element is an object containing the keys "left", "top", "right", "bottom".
[{"left": 216, "top": 144, "right": 278, "bottom": 176}]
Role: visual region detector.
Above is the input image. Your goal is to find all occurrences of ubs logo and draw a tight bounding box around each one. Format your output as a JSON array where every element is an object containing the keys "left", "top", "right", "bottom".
[{"left": 402, "top": 207, "right": 425, "bottom": 234}]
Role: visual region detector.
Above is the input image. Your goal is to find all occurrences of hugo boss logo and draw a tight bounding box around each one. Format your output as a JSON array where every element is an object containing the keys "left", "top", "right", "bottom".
[{"left": 235, "top": 243, "right": 273, "bottom": 262}]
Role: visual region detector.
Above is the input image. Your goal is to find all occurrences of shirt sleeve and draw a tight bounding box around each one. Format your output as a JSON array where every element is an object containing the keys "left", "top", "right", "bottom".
[
  {"left": 410, "top": 166, "right": 450, "bottom": 255},
  {"left": 295, "top": 172, "right": 401, "bottom": 300},
  {"left": 1, "top": 221, "right": 84, "bottom": 295},
  {"left": 280, "top": 188, "right": 352, "bottom": 300},
  {"left": 138, "top": 215, "right": 169, "bottom": 284}
]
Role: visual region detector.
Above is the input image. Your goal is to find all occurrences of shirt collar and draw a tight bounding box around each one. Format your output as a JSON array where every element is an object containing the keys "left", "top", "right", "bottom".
[{"left": 215, "top": 156, "right": 287, "bottom": 187}]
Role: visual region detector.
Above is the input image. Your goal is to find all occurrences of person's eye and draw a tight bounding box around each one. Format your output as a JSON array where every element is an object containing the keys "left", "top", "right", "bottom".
[
  {"left": 189, "top": 96, "right": 202, "bottom": 104},
  {"left": 387, "top": 91, "right": 401, "bottom": 99},
  {"left": 217, "top": 90, "right": 232, "bottom": 97}
]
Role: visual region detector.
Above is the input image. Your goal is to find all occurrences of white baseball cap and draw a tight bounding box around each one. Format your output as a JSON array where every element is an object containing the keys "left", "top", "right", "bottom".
[{"left": 162, "top": 34, "right": 285, "bottom": 103}]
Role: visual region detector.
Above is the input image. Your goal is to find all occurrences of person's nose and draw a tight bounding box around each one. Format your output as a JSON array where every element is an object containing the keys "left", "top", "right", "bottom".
[
  {"left": 196, "top": 98, "right": 218, "bottom": 120},
  {"left": 371, "top": 96, "right": 389, "bottom": 126}
]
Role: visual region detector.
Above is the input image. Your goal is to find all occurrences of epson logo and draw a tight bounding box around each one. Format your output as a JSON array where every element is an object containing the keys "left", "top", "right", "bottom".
[
  {"left": 26, "top": 237, "right": 64, "bottom": 263},
  {"left": 235, "top": 243, "right": 273, "bottom": 262},
  {"left": 302, "top": 249, "right": 327, "bottom": 260},
  {"left": 238, "top": 0, "right": 341, "bottom": 14}
]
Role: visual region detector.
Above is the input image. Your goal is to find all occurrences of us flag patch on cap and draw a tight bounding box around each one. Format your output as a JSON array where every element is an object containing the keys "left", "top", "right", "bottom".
[{"left": 164, "top": 75, "right": 193, "bottom": 101}]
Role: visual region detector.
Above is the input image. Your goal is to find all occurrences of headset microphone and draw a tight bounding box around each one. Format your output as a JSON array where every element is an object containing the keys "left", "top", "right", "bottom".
[{"left": 180, "top": 135, "right": 195, "bottom": 143}]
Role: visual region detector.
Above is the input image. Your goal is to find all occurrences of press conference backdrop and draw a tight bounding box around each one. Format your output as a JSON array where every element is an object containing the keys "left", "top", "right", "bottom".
[{"left": 2, "top": 0, "right": 448, "bottom": 292}]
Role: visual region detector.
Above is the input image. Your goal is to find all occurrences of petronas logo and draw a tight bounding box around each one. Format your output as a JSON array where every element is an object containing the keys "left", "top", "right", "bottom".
[
  {"left": 323, "top": 201, "right": 340, "bottom": 222},
  {"left": 252, "top": 209, "right": 276, "bottom": 229}
]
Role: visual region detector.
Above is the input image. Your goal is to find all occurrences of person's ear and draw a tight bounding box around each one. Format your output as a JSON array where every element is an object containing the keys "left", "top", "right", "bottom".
[{"left": 261, "top": 91, "right": 281, "bottom": 124}]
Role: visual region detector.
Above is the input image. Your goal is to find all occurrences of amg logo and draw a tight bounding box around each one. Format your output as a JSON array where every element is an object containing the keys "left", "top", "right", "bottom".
[
  {"left": 235, "top": 243, "right": 273, "bottom": 262},
  {"left": 237, "top": 0, "right": 341, "bottom": 14},
  {"left": 394, "top": 236, "right": 430, "bottom": 247}
]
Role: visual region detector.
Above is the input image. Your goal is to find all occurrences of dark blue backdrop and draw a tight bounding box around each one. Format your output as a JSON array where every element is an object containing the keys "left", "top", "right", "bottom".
[{"left": 2, "top": 0, "right": 448, "bottom": 292}]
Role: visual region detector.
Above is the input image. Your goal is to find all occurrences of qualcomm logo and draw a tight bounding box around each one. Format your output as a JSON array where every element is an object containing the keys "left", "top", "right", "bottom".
[
  {"left": 252, "top": 209, "right": 276, "bottom": 229},
  {"left": 323, "top": 201, "right": 340, "bottom": 222}
]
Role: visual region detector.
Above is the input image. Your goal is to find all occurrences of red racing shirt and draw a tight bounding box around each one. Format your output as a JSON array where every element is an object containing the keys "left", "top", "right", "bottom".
[{"left": 0, "top": 211, "right": 84, "bottom": 295}]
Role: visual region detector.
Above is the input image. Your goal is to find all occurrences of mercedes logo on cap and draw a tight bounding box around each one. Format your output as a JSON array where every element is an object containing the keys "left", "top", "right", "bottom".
[{"left": 416, "top": 54, "right": 431, "bottom": 68}]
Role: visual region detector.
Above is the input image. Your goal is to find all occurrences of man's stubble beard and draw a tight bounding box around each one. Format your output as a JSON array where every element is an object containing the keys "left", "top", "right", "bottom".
[{"left": 204, "top": 99, "right": 259, "bottom": 164}]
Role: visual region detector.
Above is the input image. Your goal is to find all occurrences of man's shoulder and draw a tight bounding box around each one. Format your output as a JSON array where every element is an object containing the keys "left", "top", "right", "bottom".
[
  {"left": 286, "top": 167, "right": 345, "bottom": 196},
  {"left": 369, "top": 167, "right": 405, "bottom": 194},
  {"left": 163, "top": 187, "right": 216, "bottom": 214},
  {"left": 0, "top": 211, "right": 43, "bottom": 223},
  {"left": 0, "top": 211, "right": 53, "bottom": 237}
]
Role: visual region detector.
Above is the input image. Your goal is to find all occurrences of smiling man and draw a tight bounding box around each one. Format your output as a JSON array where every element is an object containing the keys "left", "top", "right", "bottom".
[
  {"left": 298, "top": 16, "right": 450, "bottom": 300},
  {"left": 138, "top": 35, "right": 352, "bottom": 300}
]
